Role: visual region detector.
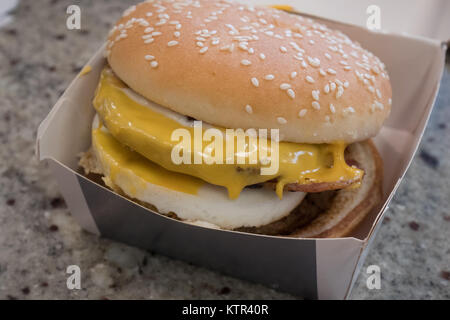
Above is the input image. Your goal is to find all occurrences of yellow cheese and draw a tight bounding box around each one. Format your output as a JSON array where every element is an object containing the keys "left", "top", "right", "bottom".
[
  {"left": 93, "top": 125, "right": 204, "bottom": 195},
  {"left": 93, "top": 68, "right": 363, "bottom": 199},
  {"left": 79, "top": 65, "right": 92, "bottom": 76},
  {"left": 269, "top": 4, "right": 294, "bottom": 11}
]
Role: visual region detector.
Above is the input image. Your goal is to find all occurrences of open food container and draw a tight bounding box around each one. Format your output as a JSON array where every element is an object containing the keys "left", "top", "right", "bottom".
[{"left": 36, "top": 10, "right": 446, "bottom": 299}]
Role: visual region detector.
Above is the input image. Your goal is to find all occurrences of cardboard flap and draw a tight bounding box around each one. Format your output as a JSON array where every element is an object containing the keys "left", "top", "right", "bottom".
[
  {"left": 258, "top": 0, "right": 450, "bottom": 42},
  {"left": 37, "top": 45, "right": 105, "bottom": 168}
]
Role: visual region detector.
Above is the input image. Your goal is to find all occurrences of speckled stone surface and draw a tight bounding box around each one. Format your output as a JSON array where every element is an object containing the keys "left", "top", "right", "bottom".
[{"left": 0, "top": 0, "right": 448, "bottom": 300}]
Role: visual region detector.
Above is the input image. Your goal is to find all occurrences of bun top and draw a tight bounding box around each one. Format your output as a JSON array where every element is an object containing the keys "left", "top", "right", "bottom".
[{"left": 106, "top": 0, "right": 392, "bottom": 143}]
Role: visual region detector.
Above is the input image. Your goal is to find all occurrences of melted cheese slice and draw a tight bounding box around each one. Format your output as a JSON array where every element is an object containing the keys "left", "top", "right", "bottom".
[
  {"left": 92, "top": 115, "right": 306, "bottom": 229},
  {"left": 93, "top": 68, "right": 363, "bottom": 199}
]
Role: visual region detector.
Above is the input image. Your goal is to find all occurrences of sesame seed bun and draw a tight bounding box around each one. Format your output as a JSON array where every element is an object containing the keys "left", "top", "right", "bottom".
[{"left": 106, "top": 0, "right": 391, "bottom": 143}]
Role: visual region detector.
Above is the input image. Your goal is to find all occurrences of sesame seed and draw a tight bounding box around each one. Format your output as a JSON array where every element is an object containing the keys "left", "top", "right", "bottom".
[
  {"left": 176, "top": 24, "right": 182, "bottom": 30},
  {"left": 330, "top": 104, "right": 336, "bottom": 113},
  {"left": 144, "top": 38, "right": 154, "bottom": 44},
  {"left": 152, "top": 32, "right": 162, "bottom": 36},
  {"left": 144, "top": 27, "right": 154, "bottom": 33},
  {"left": 312, "top": 101, "right": 321, "bottom": 110},
  {"left": 293, "top": 54, "right": 303, "bottom": 61},
  {"left": 287, "top": 89, "right": 295, "bottom": 99},
  {"left": 245, "top": 104, "right": 253, "bottom": 114},
  {"left": 324, "top": 84, "right": 330, "bottom": 94},
  {"left": 309, "top": 40, "right": 315, "bottom": 45},
  {"left": 329, "top": 46, "right": 338, "bottom": 52},
  {"left": 196, "top": 41, "right": 204, "bottom": 47},
  {"left": 174, "top": 31, "right": 180, "bottom": 38},
  {"left": 290, "top": 72, "right": 297, "bottom": 79},
  {"left": 280, "top": 46, "right": 287, "bottom": 53},
  {"left": 312, "top": 90, "right": 320, "bottom": 101},
  {"left": 376, "top": 89, "right": 382, "bottom": 99},
  {"left": 319, "top": 68, "right": 327, "bottom": 76},
  {"left": 145, "top": 55, "right": 155, "bottom": 61},
  {"left": 325, "top": 53, "right": 332, "bottom": 60},
  {"left": 168, "top": 40, "right": 178, "bottom": 47},
  {"left": 280, "top": 83, "right": 291, "bottom": 90},
  {"left": 336, "top": 86, "right": 344, "bottom": 99},
  {"left": 277, "top": 117, "right": 287, "bottom": 124},
  {"left": 238, "top": 43, "right": 248, "bottom": 51},
  {"left": 241, "top": 59, "right": 251, "bottom": 66},
  {"left": 307, "top": 56, "right": 320, "bottom": 67},
  {"left": 150, "top": 61, "right": 158, "bottom": 68},
  {"left": 345, "top": 106, "right": 355, "bottom": 113},
  {"left": 368, "top": 86, "right": 375, "bottom": 93},
  {"left": 248, "top": 48, "right": 254, "bottom": 54},
  {"left": 118, "top": 33, "right": 127, "bottom": 40},
  {"left": 327, "top": 68, "right": 337, "bottom": 75},
  {"left": 330, "top": 82, "right": 336, "bottom": 91},
  {"left": 306, "top": 76, "right": 315, "bottom": 83},
  {"left": 199, "top": 47, "right": 208, "bottom": 54},
  {"left": 344, "top": 81, "right": 349, "bottom": 88},
  {"left": 375, "top": 101, "right": 384, "bottom": 110},
  {"left": 265, "top": 74, "right": 275, "bottom": 80},
  {"left": 155, "top": 19, "right": 167, "bottom": 26},
  {"left": 298, "top": 109, "right": 307, "bottom": 117},
  {"left": 251, "top": 77, "right": 259, "bottom": 87}
]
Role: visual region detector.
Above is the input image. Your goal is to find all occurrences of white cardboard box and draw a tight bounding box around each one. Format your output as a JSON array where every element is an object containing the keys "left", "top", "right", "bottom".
[
  {"left": 255, "top": 0, "right": 450, "bottom": 42},
  {"left": 36, "top": 9, "right": 447, "bottom": 299}
]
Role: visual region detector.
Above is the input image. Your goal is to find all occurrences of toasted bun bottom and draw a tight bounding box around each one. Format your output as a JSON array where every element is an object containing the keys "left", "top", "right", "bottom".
[{"left": 80, "top": 137, "right": 382, "bottom": 238}]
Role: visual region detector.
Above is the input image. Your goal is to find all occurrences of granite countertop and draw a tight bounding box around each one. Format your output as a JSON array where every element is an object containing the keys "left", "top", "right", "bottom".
[{"left": 0, "top": 0, "right": 448, "bottom": 300}]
